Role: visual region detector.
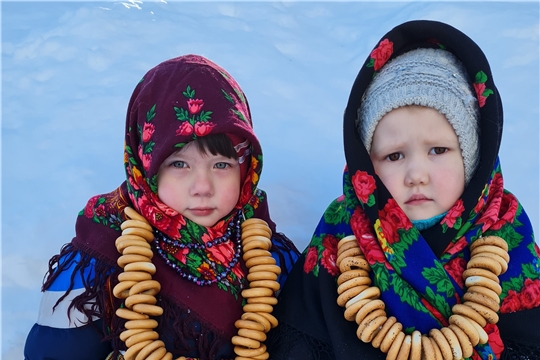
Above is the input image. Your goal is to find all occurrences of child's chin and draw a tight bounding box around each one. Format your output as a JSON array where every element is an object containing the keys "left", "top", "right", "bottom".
[
  {"left": 182, "top": 215, "right": 212, "bottom": 227},
  {"left": 406, "top": 211, "right": 437, "bottom": 222}
]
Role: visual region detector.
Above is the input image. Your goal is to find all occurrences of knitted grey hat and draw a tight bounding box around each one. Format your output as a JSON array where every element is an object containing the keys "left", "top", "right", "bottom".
[{"left": 357, "top": 48, "right": 480, "bottom": 184}]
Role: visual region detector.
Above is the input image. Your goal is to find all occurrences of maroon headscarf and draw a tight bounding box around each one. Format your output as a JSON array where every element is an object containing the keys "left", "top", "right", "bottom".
[{"left": 124, "top": 55, "right": 263, "bottom": 240}]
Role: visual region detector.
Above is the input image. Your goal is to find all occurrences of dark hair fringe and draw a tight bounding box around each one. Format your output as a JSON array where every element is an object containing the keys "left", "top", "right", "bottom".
[{"left": 194, "top": 133, "right": 238, "bottom": 159}]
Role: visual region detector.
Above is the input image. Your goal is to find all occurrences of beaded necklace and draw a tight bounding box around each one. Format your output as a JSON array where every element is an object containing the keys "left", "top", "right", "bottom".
[{"left": 153, "top": 210, "right": 243, "bottom": 286}]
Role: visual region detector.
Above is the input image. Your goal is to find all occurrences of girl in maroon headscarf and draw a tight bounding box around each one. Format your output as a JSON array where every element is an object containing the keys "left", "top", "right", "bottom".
[{"left": 25, "top": 55, "right": 299, "bottom": 359}]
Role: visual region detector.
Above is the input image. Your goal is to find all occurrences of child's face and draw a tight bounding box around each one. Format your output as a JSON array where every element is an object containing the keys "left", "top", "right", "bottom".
[
  {"left": 157, "top": 141, "right": 241, "bottom": 227},
  {"left": 369, "top": 105, "right": 465, "bottom": 221}
]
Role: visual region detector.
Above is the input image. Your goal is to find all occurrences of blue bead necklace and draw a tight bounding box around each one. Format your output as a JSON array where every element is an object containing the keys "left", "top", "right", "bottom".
[{"left": 153, "top": 210, "right": 243, "bottom": 286}]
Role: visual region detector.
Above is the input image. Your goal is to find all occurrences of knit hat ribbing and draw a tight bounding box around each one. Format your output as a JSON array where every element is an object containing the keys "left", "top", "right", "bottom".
[{"left": 357, "top": 48, "right": 480, "bottom": 184}]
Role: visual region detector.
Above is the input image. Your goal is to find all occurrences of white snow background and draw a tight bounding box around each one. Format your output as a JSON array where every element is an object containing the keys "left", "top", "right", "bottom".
[{"left": 2, "top": 1, "right": 539, "bottom": 359}]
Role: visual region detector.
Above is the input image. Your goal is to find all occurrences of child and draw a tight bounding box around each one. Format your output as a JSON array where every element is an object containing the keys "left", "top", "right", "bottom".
[
  {"left": 267, "top": 20, "right": 540, "bottom": 359},
  {"left": 24, "top": 55, "right": 299, "bottom": 359}
]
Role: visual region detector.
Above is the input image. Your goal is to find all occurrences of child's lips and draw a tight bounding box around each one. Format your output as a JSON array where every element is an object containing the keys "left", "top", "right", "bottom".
[
  {"left": 189, "top": 208, "right": 214, "bottom": 216},
  {"left": 405, "top": 194, "right": 431, "bottom": 205}
]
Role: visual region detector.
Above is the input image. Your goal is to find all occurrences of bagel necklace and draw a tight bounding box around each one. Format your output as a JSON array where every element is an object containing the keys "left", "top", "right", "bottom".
[
  {"left": 112, "top": 207, "right": 280, "bottom": 360},
  {"left": 336, "top": 234, "right": 509, "bottom": 360}
]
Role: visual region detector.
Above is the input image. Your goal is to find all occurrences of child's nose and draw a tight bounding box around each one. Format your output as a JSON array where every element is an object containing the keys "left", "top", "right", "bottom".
[
  {"left": 190, "top": 170, "right": 213, "bottom": 196},
  {"left": 405, "top": 161, "right": 429, "bottom": 186}
]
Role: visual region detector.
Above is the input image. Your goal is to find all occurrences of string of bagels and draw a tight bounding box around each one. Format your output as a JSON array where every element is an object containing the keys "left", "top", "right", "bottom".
[
  {"left": 335, "top": 234, "right": 509, "bottom": 360},
  {"left": 112, "top": 207, "right": 280, "bottom": 360}
]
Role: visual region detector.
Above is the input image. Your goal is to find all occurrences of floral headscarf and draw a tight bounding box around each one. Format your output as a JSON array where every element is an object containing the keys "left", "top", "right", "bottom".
[{"left": 125, "top": 55, "right": 262, "bottom": 240}]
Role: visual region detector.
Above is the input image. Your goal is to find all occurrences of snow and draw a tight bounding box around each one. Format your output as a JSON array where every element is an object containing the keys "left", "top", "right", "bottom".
[{"left": 2, "top": 2, "right": 538, "bottom": 358}]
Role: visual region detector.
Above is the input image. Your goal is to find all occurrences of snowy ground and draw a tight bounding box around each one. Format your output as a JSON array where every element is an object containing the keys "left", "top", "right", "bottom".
[{"left": 2, "top": 1, "right": 538, "bottom": 358}]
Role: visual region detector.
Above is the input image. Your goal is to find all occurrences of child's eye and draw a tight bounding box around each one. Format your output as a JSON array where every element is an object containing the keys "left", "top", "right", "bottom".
[
  {"left": 172, "top": 161, "right": 187, "bottom": 168},
  {"left": 430, "top": 147, "right": 448, "bottom": 155},
  {"left": 214, "top": 162, "right": 230, "bottom": 169},
  {"left": 386, "top": 153, "right": 403, "bottom": 161}
]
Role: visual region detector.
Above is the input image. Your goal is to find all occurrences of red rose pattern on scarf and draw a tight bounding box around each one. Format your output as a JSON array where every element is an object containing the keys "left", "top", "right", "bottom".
[
  {"left": 471, "top": 324, "right": 504, "bottom": 360},
  {"left": 367, "top": 38, "right": 394, "bottom": 71},
  {"left": 303, "top": 246, "right": 319, "bottom": 275},
  {"left": 321, "top": 235, "right": 339, "bottom": 276},
  {"left": 378, "top": 199, "right": 413, "bottom": 245},
  {"left": 477, "top": 172, "right": 504, "bottom": 232},
  {"left": 173, "top": 86, "right": 217, "bottom": 146},
  {"left": 445, "top": 256, "right": 467, "bottom": 288},
  {"left": 351, "top": 170, "right": 376, "bottom": 206},
  {"left": 78, "top": 188, "right": 125, "bottom": 231},
  {"left": 441, "top": 199, "right": 465, "bottom": 232},
  {"left": 137, "top": 104, "right": 157, "bottom": 174},
  {"left": 302, "top": 234, "right": 341, "bottom": 277}
]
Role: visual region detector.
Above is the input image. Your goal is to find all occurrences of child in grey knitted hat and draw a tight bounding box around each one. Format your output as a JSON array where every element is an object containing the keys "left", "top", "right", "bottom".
[
  {"left": 357, "top": 47, "right": 480, "bottom": 229},
  {"left": 268, "top": 20, "right": 540, "bottom": 360}
]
